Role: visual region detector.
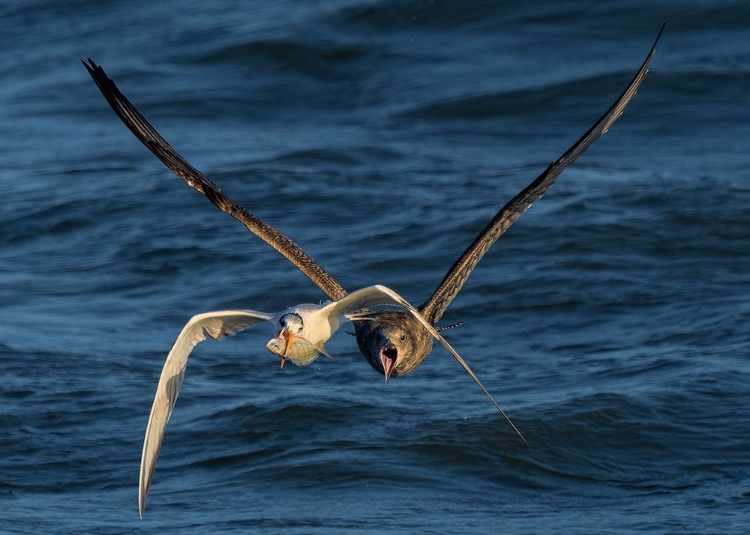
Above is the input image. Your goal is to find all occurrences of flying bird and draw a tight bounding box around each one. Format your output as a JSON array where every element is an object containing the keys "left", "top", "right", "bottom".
[
  {"left": 134, "top": 283, "right": 485, "bottom": 518},
  {"left": 83, "top": 59, "right": 526, "bottom": 516},
  {"left": 356, "top": 25, "right": 665, "bottom": 381},
  {"left": 83, "top": 23, "right": 662, "bottom": 516}
]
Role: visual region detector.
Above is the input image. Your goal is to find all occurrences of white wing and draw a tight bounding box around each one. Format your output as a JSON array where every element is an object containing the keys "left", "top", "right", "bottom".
[
  {"left": 320, "top": 284, "right": 419, "bottom": 319},
  {"left": 139, "top": 309, "right": 274, "bottom": 518},
  {"left": 352, "top": 285, "right": 529, "bottom": 448}
]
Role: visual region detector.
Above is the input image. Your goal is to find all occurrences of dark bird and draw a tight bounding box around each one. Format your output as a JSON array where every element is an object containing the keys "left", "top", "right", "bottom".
[
  {"left": 356, "top": 25, "right": 664, "bottom": 381},
  {"left": 83, "top": 56, "right": 536, "bottom": 515},
  {"left": 83, "top": 23, "right": 662, "bottom": 516}
]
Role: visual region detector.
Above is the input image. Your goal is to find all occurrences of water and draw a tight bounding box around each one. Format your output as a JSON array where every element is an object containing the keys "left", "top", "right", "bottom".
[{"left": 2, "top": 1, "right": 749, "bottom": 533}]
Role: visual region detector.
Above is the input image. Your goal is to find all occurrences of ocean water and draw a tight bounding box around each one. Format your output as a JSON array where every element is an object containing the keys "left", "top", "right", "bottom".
[{"left": 1, "top": 1, "right": 749, "bottom": 533}]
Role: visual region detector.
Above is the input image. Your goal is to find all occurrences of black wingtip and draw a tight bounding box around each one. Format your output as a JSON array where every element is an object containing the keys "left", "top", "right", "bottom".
[
  {"left": 652, "top": 22, "right": 667, "bottom": 50},
  {"left": 81, "top": 58, "right": 97, "bottom": 72}
]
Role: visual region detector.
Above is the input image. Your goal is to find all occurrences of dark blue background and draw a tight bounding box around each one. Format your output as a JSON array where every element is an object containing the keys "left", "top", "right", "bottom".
[{"left": 2, "top": 1, "right": 749, "bottom": 533}]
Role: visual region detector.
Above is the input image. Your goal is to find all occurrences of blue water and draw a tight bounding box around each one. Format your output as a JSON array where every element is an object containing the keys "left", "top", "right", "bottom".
[{"left": 2, "top": 1, "right": 749, "bottom": 533}]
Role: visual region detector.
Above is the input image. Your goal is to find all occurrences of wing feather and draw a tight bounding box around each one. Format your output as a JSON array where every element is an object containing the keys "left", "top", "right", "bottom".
[
  {"left": 139, "top": 309, "right": 273, "bottom": 518},
  {"left": 82, "top": 59, "right": 347, "bottom": 301},
  {"left": 421, "top": 24, "right": 665, "bottom": 323},
  {"left": 342, "top": 285, "right": 528, "bottom": 446}
]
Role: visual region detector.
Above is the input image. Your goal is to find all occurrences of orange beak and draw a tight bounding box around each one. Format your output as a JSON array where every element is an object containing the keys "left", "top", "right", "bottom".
[
  {"left": 278, "top": 328, "right": 296, "bottom": 368},
  {"left": 283, "top": 329, "right": 296, "bottom": 356}
]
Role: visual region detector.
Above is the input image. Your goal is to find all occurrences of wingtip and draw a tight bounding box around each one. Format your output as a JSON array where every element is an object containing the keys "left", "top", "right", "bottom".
[
  {"left": 654, "top": 21, "right": 667, "bottom": 48},
  {"left": 139, "top": 486, "right": 147, "bottom": 519}
]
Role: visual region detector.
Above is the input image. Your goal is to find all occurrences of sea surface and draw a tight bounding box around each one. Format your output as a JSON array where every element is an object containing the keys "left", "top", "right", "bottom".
[{"left": 1, "top": 1, "right": 749, "bottom": 533}]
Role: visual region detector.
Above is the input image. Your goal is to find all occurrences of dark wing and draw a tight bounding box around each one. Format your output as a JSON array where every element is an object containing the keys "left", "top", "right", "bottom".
[
  {"left": 82, "top": 59, "right": 347, "bottom": 301},
  {"left": 420, "top": 23, "right": 665, "bottom": 324}
]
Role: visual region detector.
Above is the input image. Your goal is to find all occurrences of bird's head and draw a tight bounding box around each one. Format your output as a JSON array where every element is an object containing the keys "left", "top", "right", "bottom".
[
  {"left": 266, "top": 312, "right": 320, "bottom": 367},
  {"left": 355, "top": 311, "right": 433, "bottom": 382}
]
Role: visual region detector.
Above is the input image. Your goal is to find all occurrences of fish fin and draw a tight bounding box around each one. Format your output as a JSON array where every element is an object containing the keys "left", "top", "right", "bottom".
[{"left": 316, "top": 341, "right": 333, "bottom": 359}]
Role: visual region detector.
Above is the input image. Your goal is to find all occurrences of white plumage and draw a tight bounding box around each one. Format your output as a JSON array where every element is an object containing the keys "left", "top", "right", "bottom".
[{"left": 137, "top": 284, "right": 445, "bottom": 517}]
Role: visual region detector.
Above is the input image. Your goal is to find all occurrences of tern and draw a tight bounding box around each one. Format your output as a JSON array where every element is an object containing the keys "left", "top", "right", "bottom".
[
  {"left": 133, "top": 283, "right": 478, "bottom": 518},
  {"left": 84, "top": 60, "right": 526, "bottom": 516},
  {"left": 84, "top": 23, "right": 662, "bottom": 517}
]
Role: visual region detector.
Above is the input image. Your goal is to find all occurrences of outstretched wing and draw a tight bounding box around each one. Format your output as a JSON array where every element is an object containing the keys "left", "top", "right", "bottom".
[
  {"left": 318, "top": 284, "right": 424, "bottom": 319},
  {"left": 139, "top": 309, "right": 273, "bottom": 518},
  {"left": 420, "top": 23, "right": 665, "bottom": 324},
  {"left": 346, "top": 285, "right": 529, "bottom": 448},
  {"left": 82, "top": 59, "right": 347, "bottom": 302}
]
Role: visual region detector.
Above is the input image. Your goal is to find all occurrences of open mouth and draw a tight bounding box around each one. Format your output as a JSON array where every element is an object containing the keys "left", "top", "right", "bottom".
[{"left": 380, "top": 343, "right": 398, "bottom": 382}]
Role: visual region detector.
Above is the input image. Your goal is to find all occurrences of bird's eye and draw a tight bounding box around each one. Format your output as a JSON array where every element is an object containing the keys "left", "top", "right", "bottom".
[{"left": 400, "top": 334, "right": 406, "bottom": 343}]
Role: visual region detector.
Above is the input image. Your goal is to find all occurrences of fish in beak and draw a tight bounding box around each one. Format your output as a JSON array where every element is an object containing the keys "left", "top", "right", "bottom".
[
  {"left": 266, "top": 325, "right": 296, "bottom": 367},
  {"left": 266, "top": 331, "right": 324, "bottom": 367}
]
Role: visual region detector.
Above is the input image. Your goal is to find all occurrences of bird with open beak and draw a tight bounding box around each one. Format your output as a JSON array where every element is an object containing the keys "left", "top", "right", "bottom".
[
  {"left": 355, "top": 310, "right": 433, "bottom": 382},
  {"left": 132, "top": 284, "right": 442, "bottom": 518},
  {"left": 354, "top": 25, "right": 664, "bottom": 383},
  {"left": 83, "top": 29, "right": 663, "bottom": 515}
]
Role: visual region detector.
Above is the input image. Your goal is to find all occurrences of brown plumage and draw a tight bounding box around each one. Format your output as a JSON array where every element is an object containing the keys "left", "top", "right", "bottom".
[
  {"left": 84, "top": 57, "right": 534, "bottom": 459},
  {"left": 82, "top": 59, "right": 347, "bottom": 303},
  {"left": 83, "top": 24, "right": 662, "bottom": 463},
  {"left": 355, "top": 24, "right": 664, "bottom": 381},
  {"left": 355, "top": 310, "right": 434, "bottom": 379}
]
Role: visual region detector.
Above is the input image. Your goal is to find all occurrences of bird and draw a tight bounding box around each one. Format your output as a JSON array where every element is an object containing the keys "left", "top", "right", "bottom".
[
  {"left": 355, "top": 24, "right": 665, "bottom": 381},
  {"left": 83, "top": 24, "right": 662, "bottom": 515},
  {"left": 149, "top": 25, "right": 660, "bottom": 384},
  {"left": 135, "top": 283, "right": 481, "bottom": 518},
  {"left": 81, "top": 60, "right": 520, "bottom": 397},
  {"left": 83, "top": 60, "right": 525, "bottom": 516}
]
